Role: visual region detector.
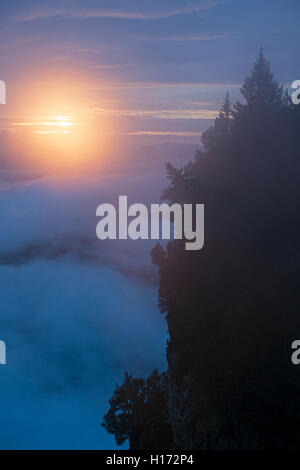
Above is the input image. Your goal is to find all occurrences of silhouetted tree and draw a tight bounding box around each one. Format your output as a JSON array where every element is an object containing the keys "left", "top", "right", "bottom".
[
  {"left": 102, "top": 372, "right": 145, "bottom": 448},
  {"left": 152, "top": 50, "right": 300, "bottom": 449},
  {"left": 103, "top": 50, "right": 300, "bottom": 449},
  {"left": 240, "top": 48, "right": 283, "bottom": 107},
  {"left": 202, "top": 92, "right": 232, "bottom": 153},
  {"left": 102, "top": 370, "right": 173, "bottom": 449}
]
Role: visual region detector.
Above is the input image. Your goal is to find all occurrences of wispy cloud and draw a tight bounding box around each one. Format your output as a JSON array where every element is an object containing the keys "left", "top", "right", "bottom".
[
  {"left": 96, "top": 81, "right": 240, "bottom": 89},
  {"left": 91, "top": 64, "right": 128, "bottom": 70},
  {"left": 115, "top": 131, "right": 202, "bottom": 137},
  {"left": 16, "top": 1, "right": 227, "bottom": 22},
  {"left": 93, "top": 107, "right": 219, "bottom": 119},
  {"left": 137, "top": 34, "right": 230, "bottom": 43},
  {"left": 0, "top": 127, "right": 18, "bottom": 134}
]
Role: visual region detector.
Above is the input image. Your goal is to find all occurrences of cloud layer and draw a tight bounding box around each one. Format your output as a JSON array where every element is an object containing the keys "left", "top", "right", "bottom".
[{"left": 0, "top": 170, "right": 168, "bottom": 449}]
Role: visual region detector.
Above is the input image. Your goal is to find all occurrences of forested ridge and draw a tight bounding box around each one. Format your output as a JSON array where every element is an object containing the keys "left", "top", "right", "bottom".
[{"left": 102, "top": 50, "right": 300, "bottom": 450}]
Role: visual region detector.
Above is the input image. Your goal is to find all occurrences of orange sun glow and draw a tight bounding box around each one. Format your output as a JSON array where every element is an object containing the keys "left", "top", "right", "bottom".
[{"left": 7, "top": 72, "right": 112, "bottom": 172}]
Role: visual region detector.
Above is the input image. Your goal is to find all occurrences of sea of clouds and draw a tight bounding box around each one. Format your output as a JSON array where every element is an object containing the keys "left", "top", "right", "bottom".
[{"left": 0, "top": 169, "right": 168, "bottom": 449}]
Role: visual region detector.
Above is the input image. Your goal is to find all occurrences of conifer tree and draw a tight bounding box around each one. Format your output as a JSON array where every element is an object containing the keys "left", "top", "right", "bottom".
[{"left": 241, "top": 48, "right": 283, "bottom": 107}]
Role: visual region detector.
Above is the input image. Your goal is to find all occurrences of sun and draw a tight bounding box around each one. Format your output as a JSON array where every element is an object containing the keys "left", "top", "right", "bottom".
[
  {"left": 11, "top": 110, "right": 91, "bottom": 170},
  {"left": 32, "top": 115, "right": 77, "bottom": 135},
  {"left": 31, "top": 113, "right": 87, "bottom": 167},
  {"left": 54, "top": 115, "right": 76, "bottom": 128},
  {"left": 8, "top": 71, "right": 112, "bottom": 172}
]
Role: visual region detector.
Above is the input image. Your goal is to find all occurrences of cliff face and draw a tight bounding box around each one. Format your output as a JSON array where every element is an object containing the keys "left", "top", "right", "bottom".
[
  {"left": 165, "top": 337, "right": 300, "bottom": 450},
  {"left": 167, "top": 375, "right": 224, "bottom": 450},
  {"left": 149, "top": 52, "right": 300, "bottom": 451},
  {"left": 166, "top": 374, "right": 257, "bottom": 450},
  {"left": 167, "top": 374, "right": 195, "bottom": 450}
]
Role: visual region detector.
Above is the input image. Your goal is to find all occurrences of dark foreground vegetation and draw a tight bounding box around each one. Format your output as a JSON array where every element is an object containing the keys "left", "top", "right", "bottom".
[{"left": 102, "top": 51, "right": 300, "bottom": 449}]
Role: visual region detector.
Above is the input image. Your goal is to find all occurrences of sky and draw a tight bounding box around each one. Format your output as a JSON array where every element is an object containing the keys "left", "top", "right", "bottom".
[
  {"left": 0, "top": 0, "right": 299, "bottom": 450},
  {"left": 0, "top": 0, "right": 299, "bottom": 153}
]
